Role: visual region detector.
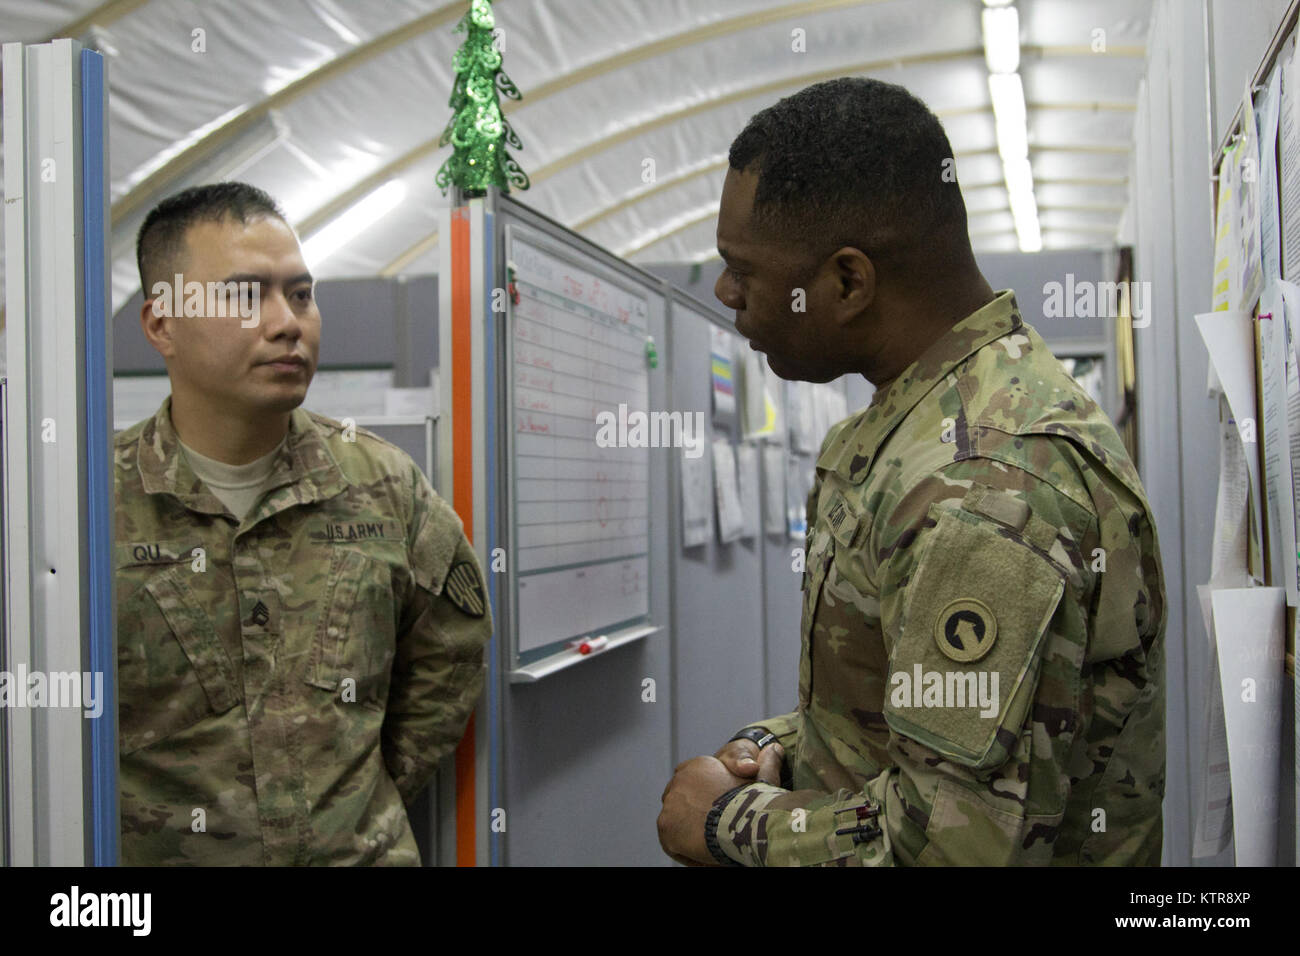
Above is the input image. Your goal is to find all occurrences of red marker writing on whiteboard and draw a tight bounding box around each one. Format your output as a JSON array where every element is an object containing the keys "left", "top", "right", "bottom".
[{"left": 574, "top": 635, "right": 608, "bottom": 655}]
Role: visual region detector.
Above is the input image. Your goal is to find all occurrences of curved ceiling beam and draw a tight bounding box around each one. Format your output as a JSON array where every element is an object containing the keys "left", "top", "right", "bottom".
[
  {"left": 380, "top": 166, "right": 1128, "bottom": 277},
  {"left": 572, "top": 157, "right": 1125, "bottom": 236},
  {"left": 110, "top": 1, "right": 467, "bottom": 225},
  {"left": 382, "top": 232, "right": 441, "bottom": 277},
  {"left": 570, "top": 157, "right": 730, "bottom": 231},
  {"left": 283, "top": 42, "right": 1145, "bottom": 238},
  {"left": 303, "top": 3, "right": 923, "bottom": 235},
  {"left": 378, "top": 135, "right": 1130, "bottom": 277},
  {"left": 110, "top": 0, "right": 878, "bottom": 227},
  {"left": 107, "top": 0, "right": 1144, "bottom": 264},
  {"left": 615, "top": 174, "right": 1022, "bottom": 257},
  {"left": 0, "top": 0, "right": 144, "bottom": 99},
  {"left": 49, "top": 0, "right": 150, "bottom": 41},
  {"left": 625, "top": 197, "right": 1125, "bottom": 260},
  {"left": 332, "top": 42, "right": 1091, "bottom": 235}
]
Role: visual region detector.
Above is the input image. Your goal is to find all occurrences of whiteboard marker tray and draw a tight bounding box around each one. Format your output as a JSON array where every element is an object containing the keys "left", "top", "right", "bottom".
[{"left": 508, "top": 624, "right": 660, "bottom": 682}]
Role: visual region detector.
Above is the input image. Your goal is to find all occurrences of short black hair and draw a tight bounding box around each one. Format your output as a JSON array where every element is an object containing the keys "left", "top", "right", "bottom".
[
  {"left": 728, "top": 77, "right": 968, "bottom": 265},
  {"left": 136, "top": 181, "right": 287, "bottom": 294}
]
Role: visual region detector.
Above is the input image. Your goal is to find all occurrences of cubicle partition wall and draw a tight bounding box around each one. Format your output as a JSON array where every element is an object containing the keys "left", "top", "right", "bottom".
[
  {"left": 665, "top": 294, "right": 768, "bottom": 762},
  {"left": 486, "top": 192, "right": 855, "bottom": 864}
]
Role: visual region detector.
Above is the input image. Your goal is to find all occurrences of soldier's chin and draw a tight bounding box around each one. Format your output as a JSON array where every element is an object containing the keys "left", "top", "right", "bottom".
[
  {"left": 766, "top": 353, "right": 818, "bottom": 383},
  {"left": 765, "top": 353, "right": 794, "bottom": 380},
  {"left": 259, "top": 386, "right": 308, "bottom": 414}
]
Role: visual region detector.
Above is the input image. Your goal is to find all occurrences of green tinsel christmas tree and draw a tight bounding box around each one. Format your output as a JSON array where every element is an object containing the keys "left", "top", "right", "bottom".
[{"left": 436, "top": 0, "right": 529, "bottom": 197}]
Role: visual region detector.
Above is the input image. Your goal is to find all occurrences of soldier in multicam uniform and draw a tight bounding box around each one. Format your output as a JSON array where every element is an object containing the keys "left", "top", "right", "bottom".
[
  {"left": 658, "top": 78, "right": 1165, "bottom": 866},
  {"left": 117, "top": 183, "right": 490, "bottom": 865}
]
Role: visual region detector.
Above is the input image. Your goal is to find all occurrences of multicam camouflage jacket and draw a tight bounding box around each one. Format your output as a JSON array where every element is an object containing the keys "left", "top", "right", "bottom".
[
  {"left": 115, "top": 398, "right": 490, "bottom": 865},
  {"left": 715, "top": 290, "right": 1166, "bottom": 866}
]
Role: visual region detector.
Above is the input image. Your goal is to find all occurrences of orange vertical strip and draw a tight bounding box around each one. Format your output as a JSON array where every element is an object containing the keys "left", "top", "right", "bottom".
[{"left": 450, "top": 205, "right": 476, "bottom": 867}]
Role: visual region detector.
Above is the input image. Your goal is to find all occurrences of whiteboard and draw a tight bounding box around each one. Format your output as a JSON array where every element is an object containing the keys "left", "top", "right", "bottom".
[{"left": 506, "top": 226, "right": 652, "bottom": 655}]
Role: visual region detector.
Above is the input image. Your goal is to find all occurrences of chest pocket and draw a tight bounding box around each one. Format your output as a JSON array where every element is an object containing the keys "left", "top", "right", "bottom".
[
  {"left": 116, "top": 543, "right": 240, "bottom": 755},
  {"left": 303, "top": 546, "right": 398, "bottom": 711}
]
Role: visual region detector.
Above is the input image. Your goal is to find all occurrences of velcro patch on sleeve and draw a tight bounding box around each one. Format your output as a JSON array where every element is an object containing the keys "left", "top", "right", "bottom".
[
  {"left": 884, "top": 505, "right": 1065, "bottom": 770},
  {"left": 443, "top": 559, "right": 487, "bottom": 618},
  {"left": 411, "top": 493, "right": 464, "bottom": 596}
]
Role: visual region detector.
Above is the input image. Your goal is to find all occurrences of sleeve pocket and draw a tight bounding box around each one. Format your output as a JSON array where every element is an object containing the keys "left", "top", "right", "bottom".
[{"left": 883, "top": 506, "right": 1065, "bottom": 771}]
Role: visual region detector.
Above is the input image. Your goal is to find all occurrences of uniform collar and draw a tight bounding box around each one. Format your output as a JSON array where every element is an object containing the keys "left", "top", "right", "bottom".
[
  {"left": 817, "top": 289, "right": 1023, "bottom": 484},
  {"left": 136, "top": 395, "right": 349, "bottom": 516}
]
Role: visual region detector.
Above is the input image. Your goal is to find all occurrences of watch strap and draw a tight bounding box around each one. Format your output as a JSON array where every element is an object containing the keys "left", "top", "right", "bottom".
[
  {"left": 729, "top": 726, "right": 777, "bottom": 749},
  {"left": 704, "top": 785, "right": 749, "bottom": 866}
]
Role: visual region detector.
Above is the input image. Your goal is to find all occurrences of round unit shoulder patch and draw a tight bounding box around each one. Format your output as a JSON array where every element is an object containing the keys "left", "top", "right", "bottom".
[
  {"left": 934, "top": 598, "right": 997, "bottom": 663},
  {"left": 444, "top": 560, "right": 487, "bottom": 618}
]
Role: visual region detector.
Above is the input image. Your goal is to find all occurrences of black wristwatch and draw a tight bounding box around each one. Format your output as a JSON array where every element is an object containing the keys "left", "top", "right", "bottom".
[
  {"left": 729, "top": 726, "right": 777, "bottom": 749},
  {"left": 729, "top": 726, "right": 793, "bottom": 790},
  {"left": 704, "top": 785, "right": 749, "bottom": 866}
]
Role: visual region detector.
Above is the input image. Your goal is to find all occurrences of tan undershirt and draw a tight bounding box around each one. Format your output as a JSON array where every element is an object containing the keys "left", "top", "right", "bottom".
[{"left": 179, "top": 436, "right": 287, "bottom": 521}]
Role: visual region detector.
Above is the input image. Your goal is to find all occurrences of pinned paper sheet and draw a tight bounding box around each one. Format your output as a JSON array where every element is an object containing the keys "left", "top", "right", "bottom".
[
  {"left": 1281, "top": 35, "right": 1300, "bottom": 280},
  {"left": 1212, "top": 153, "right": 1237, "bottom": 314},
  {"left": 761, "top": 444, "right": 786, "bottom": 536},
  {"left": 1211, "top": 587, "right": 1286, "bottom": 865},
  {"left": 1195, "top": 310, "right": 1264, "bottom": 579},
  {"left": 710, "top": 325, "right": 736, "bottom": 427},
  {"left": 740, "top": 349, "right": 777, "bottom": 440},
  {"left": 735, "top": 442, "right": 759, "bottom": 540},
  {"left": 1258, "top": 65, "right": 1283, "bottom": 284},
  {"left": 1258, "top": 281, "right": 1300, "bottom": 604},
  {"left": 786, "top": 455, "right": 814, "bottom": 541},
  {"left": 1192, "top": 584, "right": 1234, "bottom": 859},
  {"left": 1210, "top": 395, "right": 1251, "bottom": 583},
  {"left": 680, "top": 449, "right": 713, "bottom": 548},
  {"left": 712, "top": 439, "right": 744, "bottom": 544},
  {"left": 1234, "top": 84, "right": 1266, "bottom": 312},
  {"left": 788, "top": 381, "right": 818, "bottom": 454}
]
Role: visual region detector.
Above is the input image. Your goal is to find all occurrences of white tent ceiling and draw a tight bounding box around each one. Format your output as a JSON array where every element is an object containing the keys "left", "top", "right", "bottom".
[{"left": 1, "top": 0, "right": 1151, "bottom": 316}]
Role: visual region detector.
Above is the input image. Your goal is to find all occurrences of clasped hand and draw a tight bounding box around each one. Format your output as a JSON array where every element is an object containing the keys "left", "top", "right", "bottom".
[{"left": 656, "top": 738, "right": 785, "bottom": 866}]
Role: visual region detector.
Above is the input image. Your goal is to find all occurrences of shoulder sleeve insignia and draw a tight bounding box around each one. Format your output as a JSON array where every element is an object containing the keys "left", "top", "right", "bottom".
[
  {"left": 935, "top": 599, "right": 997, "bottom": 662},
  {"left": 443, "top": 560, "right": 487, "bottom": 618}
]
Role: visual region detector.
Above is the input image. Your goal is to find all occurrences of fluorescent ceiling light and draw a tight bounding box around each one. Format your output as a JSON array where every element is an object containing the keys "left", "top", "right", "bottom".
[
  {"left": 982, "top": 6, "right": 1020, "bottom": 73},
  {"left": 1003, "top": 157, "right": 1034, "bottom": 195},
  {"left": 982, "top": 0, "right": 1015, "bottom": 7},
  {"left": 996, "top": 120, "right": 1028, "bottom": 162},
  {"left": 1001, "top": 159, "right": 1041, "bottom": 252},
  {"left": 1016, "top": 222, "right": 1042, "bottom": 253},
  {"left": 302, "top": 179, "right": 409, "bottom": 268},
  {"left": 988, "top": 73, "right": 1026, "bottom": 128},
  {"left": 989, "top": 74, "right": 1028, "bottom": 160}
]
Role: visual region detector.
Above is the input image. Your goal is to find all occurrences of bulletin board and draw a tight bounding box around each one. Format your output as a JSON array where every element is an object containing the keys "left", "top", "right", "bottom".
[
  {"left": 503, "top": 223, "right": 656, "bottom": 673},
  {"left": 1201, "top": 0, "right": 1300, "bottom": 866}
]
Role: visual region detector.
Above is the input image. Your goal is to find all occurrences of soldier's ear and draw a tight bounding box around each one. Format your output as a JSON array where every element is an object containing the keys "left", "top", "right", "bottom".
[
  {"left": 830, "top": 246, "right": 874, "bottom": 325},
  {"left": 140, "top": 295, "right": 177, "bottom": 360}
]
